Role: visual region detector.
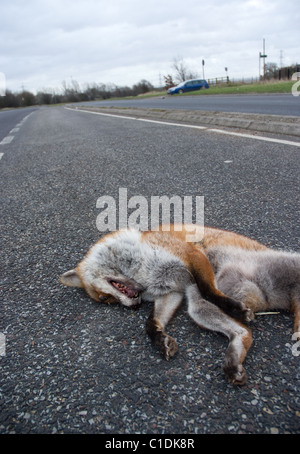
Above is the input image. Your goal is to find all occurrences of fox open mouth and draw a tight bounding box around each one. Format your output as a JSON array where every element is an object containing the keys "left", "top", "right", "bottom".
[{"left": 108, "top": 278, "right": 141, "bottom": 299}]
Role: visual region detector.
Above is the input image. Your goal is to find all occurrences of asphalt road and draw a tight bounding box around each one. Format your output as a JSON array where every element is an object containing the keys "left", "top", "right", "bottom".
[
  {"left": 0, "top": 106, "right": 299, "bottom": 435},
  {"left": 74, "top": 93, "right": 300, "bottom": 117}
]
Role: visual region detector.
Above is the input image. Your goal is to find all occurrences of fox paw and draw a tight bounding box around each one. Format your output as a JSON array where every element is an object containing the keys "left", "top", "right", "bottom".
[
  {"left": 223, "top": 363, "right": 248, "bottom": 386},
  {"left": 162, "top": 335, "right": 178, "bottom": 360},
  {"left": 243, "top": 308, "right": 255, "bottom": 323},
  {"left": 232, "top": 306, "right": 254, "bottom": 324},
  {"left": 293, "top": 331, "right": 300, "bottom": 342}
]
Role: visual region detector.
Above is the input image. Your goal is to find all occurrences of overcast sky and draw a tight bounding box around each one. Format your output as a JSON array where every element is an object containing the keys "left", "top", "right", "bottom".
[{"left": 1, "top": 0, "right": 299, "bottom": 94}]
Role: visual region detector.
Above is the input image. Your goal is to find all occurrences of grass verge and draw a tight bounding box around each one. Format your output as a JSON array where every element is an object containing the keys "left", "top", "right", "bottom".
[
  {"left": 133, "top": 80, "right": 294, "bottom": 99},
  {"left": 181, "top": 80, "right": 294, "bottom": 96}
]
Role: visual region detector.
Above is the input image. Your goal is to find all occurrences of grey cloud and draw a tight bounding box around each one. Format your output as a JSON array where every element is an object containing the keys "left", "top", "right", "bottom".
[{"left": 0, "top": 0, "right": 299, "bottom": 92}]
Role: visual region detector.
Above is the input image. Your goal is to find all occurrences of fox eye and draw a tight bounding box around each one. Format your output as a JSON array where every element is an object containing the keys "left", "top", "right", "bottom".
[{"left": 99, "top": 295, "right": 107, "bottom": 303}]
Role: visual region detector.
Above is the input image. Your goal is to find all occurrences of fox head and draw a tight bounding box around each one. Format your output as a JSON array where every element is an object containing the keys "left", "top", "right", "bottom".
[
  {"left": 60, "top": 268, "right": 144, "bottom": 307},
  {"left": 60, "top": 231, "right": 145, "bottom": 307}
]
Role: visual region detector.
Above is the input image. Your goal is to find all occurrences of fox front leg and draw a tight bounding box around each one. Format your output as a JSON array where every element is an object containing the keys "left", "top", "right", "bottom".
[{"left": 146, "top": 292, "right": 183, "bottom": 360}]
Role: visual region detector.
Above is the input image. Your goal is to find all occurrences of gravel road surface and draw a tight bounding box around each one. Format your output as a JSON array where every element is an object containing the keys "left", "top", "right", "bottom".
[{"left": 1, "top": 106, "right": 299, "bottom": 434}]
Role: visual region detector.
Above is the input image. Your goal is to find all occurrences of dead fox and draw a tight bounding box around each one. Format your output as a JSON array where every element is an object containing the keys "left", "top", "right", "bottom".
[{"left": 60, "top": 225, "right": 300, "bottom": 385}]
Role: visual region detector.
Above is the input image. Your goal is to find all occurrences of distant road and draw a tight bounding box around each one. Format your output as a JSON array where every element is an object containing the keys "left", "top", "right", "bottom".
[
  {"left": 73, "top": 93, "right": 300, "bottom": 117},
  {"left": 0, "top": 107, "right": 37, "bottom": 142}
]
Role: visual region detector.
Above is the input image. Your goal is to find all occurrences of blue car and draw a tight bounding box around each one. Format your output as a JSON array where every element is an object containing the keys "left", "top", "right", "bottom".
[{"left": 167, "top": 78, "right": 209, "bottom": 94}]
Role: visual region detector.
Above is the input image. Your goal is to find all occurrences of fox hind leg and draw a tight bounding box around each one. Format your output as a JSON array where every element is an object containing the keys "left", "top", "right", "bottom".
[
  {"left": 146, "top": 292, "right": 183, "bottom": 360},
  {"left": 216, "top": 267, "right": 265, "bottom": 314},
  {"left": 186, "top": 284, "right": 252, "bottom": 385}
]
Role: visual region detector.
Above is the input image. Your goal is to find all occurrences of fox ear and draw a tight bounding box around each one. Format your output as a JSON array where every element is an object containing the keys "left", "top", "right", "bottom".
[{"left": 60, "top": 269, "right": 83, "bottom": 288}]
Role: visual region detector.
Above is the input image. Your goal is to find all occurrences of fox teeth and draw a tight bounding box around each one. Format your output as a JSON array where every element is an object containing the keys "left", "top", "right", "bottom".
[{"left": 111, "top": 280, "right": 140, "bottom": 299}]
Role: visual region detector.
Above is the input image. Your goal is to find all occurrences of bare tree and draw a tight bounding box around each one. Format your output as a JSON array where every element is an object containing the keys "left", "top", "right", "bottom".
[
  {"left": 172, "top": 57, "right": 198, "bottom": 83},
  {"left": 265, "top": 62, "right": 279, "bottom": 80}
]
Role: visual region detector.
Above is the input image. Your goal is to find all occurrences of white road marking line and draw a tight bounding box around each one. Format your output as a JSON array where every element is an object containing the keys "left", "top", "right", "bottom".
[
  {"left": 0, "top": 111, "right": 33, "bottom": 151},
  {"left": 65, "top": 107, "right": 208, "bottom": 129},
  {"left": 0, "top": 152, "right": 4, "bottom": 160},
  {"left": 136, "top": 117, "right": 207, "bottom": 130},
  {"left": 65, "top": 107, "right": 300, "bottom": 148},
  {"left": 22, "top": 113, "right": 33, "bottom": 121},
  {"left": 208, "top": 128, "right": 300, "bottom": 147},
  {"left": 0, "top": 135, "right": 14, "bottom": 145}
]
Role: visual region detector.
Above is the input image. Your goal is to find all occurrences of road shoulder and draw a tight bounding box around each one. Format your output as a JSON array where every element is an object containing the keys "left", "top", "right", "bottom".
[{"left": 67, "top": 105, "right": 300, "bottom": 138}]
